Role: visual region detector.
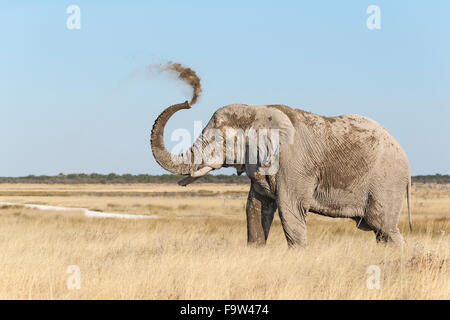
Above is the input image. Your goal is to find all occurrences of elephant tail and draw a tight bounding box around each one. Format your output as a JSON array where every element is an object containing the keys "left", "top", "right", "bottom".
[{"left": 407, "top": 176, "right": 412, "bottom": 231}]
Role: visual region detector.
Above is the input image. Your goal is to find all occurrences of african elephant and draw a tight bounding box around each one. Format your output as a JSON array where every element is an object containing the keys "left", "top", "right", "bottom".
[{"left": 151, "top": 101, "right": 412, "bottom": 247}]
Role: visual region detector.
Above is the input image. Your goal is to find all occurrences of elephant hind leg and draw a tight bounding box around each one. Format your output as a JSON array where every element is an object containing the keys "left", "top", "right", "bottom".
[
  {"left": 364, "top": 190, "right": 405, "bottom": 246},
  {"left": 353, "top": 217, "right": 404, "bottom": 244},
  {"left": 374, "top": 228, "right": 404, "bottom": 245}
]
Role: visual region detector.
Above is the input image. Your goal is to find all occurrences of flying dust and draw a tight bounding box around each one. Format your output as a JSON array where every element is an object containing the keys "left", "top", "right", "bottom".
[
  {"left": 165, "top": 62, "right": 202, "bottom": 105},
  {"left": 139, "top": 61, "right": 202, "bottom": 105}
]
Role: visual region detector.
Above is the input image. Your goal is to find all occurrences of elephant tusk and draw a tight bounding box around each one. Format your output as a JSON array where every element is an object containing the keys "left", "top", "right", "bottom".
[
  {"left": 177, "top": 166, "right": 213, "bottom": 186},
  {"left": 191, "top": 166, "right": 213, "bottom": 177}
]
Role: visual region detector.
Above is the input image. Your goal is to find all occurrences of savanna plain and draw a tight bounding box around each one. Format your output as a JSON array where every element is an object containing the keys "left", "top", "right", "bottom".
[{"left": 0, "top": 182, "right": 448, "bottom": 299}]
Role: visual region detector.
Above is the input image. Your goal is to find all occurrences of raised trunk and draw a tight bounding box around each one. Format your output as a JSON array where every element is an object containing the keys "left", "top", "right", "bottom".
[{"left": 150, "top": 101, "right": 193, "bottom": 175}]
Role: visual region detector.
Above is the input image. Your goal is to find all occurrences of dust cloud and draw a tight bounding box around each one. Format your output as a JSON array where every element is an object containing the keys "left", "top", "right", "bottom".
[
  {"left": 138, "top": 61, "right": 202, "bottom": 105},
  {"left": 165, "top": 62, "right": 202, "bottom": 105}
]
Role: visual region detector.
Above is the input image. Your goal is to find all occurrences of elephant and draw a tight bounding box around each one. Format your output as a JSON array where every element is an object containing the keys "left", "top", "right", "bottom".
[{"left": 151, "top": 101, "right": 412, "bottom": 247}]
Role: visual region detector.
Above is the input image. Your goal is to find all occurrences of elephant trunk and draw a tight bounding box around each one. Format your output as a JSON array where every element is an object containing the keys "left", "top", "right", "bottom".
[{"left": 150, "top": 101, "right": 194, "bottom": 175}]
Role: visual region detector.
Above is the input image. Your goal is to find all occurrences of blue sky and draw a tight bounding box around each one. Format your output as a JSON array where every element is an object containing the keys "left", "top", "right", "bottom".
[{"left": 0, "top": 1, "right": 449, "bottom": 176}]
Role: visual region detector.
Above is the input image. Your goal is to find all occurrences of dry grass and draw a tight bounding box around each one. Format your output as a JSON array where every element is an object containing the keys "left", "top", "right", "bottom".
[{"left": 0, "top": 183, "right": 448, "bottom": 299}]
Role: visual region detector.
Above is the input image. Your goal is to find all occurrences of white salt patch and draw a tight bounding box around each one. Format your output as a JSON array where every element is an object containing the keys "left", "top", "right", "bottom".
[{"left": 0, "top": 202, "right": 160, "bottom": 220}]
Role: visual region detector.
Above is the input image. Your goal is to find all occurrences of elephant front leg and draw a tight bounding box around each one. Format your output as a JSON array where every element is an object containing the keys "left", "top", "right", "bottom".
[
  {"left": 277, "top": 196, "right": 307, "bottom": 248},
  {"left": 246, "top": 185, "right": 276, "bottom": 246}
]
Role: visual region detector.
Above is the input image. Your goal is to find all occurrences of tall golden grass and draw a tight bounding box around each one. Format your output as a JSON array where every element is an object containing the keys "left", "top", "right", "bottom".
[{"left": 0, "top": 183, "right": 448, "bottom": 299}]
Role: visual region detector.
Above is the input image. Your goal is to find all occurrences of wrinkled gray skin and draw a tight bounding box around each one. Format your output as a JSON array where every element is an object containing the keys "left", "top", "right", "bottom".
[{"left": 151, "top": 101, "right": 412, "bottom": 248}]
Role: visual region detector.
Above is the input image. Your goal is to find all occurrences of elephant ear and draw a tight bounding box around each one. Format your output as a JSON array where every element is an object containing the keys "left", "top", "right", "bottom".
[
  {"left": 253, "top": 106, "right": 295, "bottom": 149},
  {"left": 241, "top": 106, "right": 295, "bottom": 179}
]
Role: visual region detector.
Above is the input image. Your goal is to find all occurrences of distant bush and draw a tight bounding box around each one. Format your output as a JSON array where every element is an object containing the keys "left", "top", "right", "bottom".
[
  {"left": 0, "top": 173, "right": 447, "bottom": 184},
  {"left": 412, "top": 174, "right": 450, "bottom": 184},
  {"left": 0, "top": 173, "right": 250, "bottom": 184}
]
